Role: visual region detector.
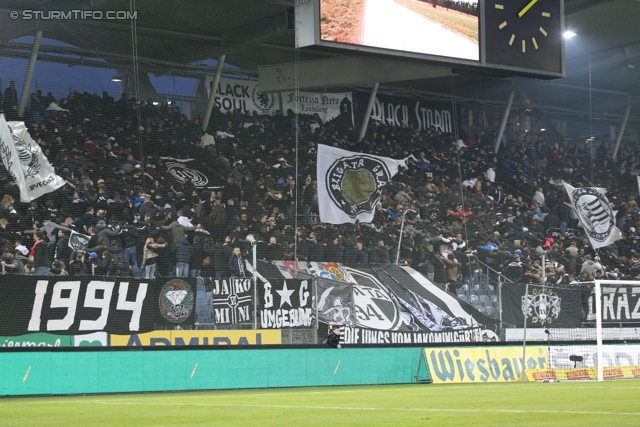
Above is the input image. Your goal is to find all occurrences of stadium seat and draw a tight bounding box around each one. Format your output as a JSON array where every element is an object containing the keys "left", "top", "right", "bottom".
[
  {"left": 483, "top": 301, "right": 493, "bottom": 309},
  {"left": 475, "top": 306, "right": 486, "bottom": 314},
  {"left": 197, "top": 311, "right": 213, "bottom": 322},
  {"left": 469, "top": 295, "right": 479, "bottom": 303},
  {"left": 458, "top": 295, "right": 469, "bottom": 303},
  {"left": 485, "top": 307, "right": 496, "bottom": 318},
  {"left": 196, "top": 281, "right": 206, "bottom": 293},
  {"left": 479, "top": 295, "right": 490, "bottom": 303},
  {"left": 490, "top": 295, "right": 498, "bottom": 303}
]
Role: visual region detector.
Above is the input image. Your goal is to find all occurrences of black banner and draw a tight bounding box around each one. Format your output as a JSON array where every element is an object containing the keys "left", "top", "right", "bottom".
[
  {"left": 342, "top": 326, "right": 498, "bottom": 345},
  {"left": 354, "top": 93, "right": 455, "bottom": 133},
  {"left": 501, "top": 283, "right": 585, "bottom": 328},
  {"left": 210, "top": 278, "right": 253, "bottom": 325},
  {"left": 161, "top": 157, "right": 225, "bottom": 189},
  {"left": 257, "top": 262, "right": 313, "bottom": 329},
  {"left": 316, "top": 276, "right": 356, "bottom": 326},
  {"left": 588, "top": 285, "right": 640, "bottom": 324},
  {"left": 0, "top": 276, "right": 197, "bottom": 336},
  {"left": 346, "top": 265, "right": 497, "bottom": 334}
]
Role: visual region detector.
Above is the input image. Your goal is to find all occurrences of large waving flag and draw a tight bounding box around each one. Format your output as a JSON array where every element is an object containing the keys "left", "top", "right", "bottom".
[
  {"left": 0, "top": 116, "right": 65, "bottom": 202},
  {"left": 317, "top": 144, "right": 412, "bottom": 224},
  {"left": 564, "top": 182, "right": 622, "bottom": 249}
]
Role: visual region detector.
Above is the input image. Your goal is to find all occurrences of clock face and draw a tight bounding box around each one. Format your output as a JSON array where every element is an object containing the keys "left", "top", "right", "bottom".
[{"left": 485, "top": 0, "right": 563, "bottom": 74}]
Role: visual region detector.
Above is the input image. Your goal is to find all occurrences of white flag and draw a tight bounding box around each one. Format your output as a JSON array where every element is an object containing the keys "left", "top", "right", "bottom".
[
  {"left": 0, "top": 117, "right": 65, "bottom": 202},
  {"left": 68, "top": 230, "right": 91, "bottom": 252},
  {"left": 636, "top": 175, "right": 640, "bottom": 195},
  {"left": 563, "top": 183, "right": 622, "bottom": 249},
  {"left": 317, "top": 144, "right": 410, "bottom": 224}
]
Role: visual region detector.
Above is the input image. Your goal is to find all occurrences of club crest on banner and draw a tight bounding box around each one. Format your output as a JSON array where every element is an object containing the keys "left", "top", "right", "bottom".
[
  {"left": 251, "top": 86, "right": 275, "bottom": 113},
  {"left": 326, "top": 154, "right": 391, "bottom": 219},
  {"left": 521, "top": 287, "right": 561, "bottom": 325},
  {"left": 159, "top": 279, "right": 194, "bottom": 323},
  {"left": 348, "top": 268, "right": 402, "bottom": 330},
  {"left": 166, "top": 161, "right": 209, "bottom": 187},
  {"left": 570, "top": 187, "right": 614, "bottom": 243},
  {"left": 564, "top": 183, "right": 621, "bottom": 249},
  {"left": 11, "top": 132, "right": 41, "bottom": 178},
  {"left": 317, "top": 145, "right": 411, "bottom": 224},
  {"left": 0, "top": 118, "right": 65, "bottom": 202}
]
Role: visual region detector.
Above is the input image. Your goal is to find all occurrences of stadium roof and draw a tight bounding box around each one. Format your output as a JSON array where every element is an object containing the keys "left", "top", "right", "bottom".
[{"left": 1, "top": 0, "right": 640, "bottom": 124}]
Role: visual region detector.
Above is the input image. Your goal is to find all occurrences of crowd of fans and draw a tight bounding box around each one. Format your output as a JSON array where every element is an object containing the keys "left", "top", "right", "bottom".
[{"left": 1, "top": 83, "right": 640, "bottom": 290}]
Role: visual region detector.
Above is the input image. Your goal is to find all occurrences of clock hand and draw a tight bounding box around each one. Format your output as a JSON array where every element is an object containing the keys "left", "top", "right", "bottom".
[{"left": 518, "top": 0, "right": 538, "bottom": 17}]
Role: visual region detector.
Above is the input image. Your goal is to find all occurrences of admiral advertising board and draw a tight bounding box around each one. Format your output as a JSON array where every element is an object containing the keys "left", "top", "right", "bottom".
[{"left": 111, "top": 330, "right": 281, "bottom": 346}]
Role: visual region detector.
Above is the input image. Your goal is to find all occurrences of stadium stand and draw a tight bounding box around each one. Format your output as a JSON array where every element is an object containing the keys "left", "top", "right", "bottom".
[{"left": 0, "top": 86, "right": 638, "bottom": 301}]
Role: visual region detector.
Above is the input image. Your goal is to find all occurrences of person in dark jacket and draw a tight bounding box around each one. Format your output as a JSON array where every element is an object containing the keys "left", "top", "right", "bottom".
[
  {"left": 153, "top": 237, "right": 171, "bottom": 277},
  {"left": 212, "top": 237, "right": 234, "bottom": 278},
  {"left": 324, "top": 237, "right": 344, "bottom": 263},
  {"left": 323, "top": 325, "right": 342, "bottom": 348},
  {"left": 30, "top": 231, "right": 51, "bottom": 275},
  {"left": 355, "top": 241, "right": 369, "bottom": 264},
  {"left": 121, "top": 226, "right": 142, "bottom": 278},
  {"left": 96, "top": 251, "right": 114, "bottom": 276},
  {"left": 264, "top": 237, "right": 283, "bottom": 261},
  {"left": 228, "top": 247, "right": 247, "bottom": 277},
  {"left": 190, "top": 234, "right": 206, "bottom": 278},
  {"left": 113, "top": 254, "right": 132, "bottom": 277},
  {"left": 54, "top": 230, "right": 73, "bottom": 268},
  {"left": 173, "top": 235, "right": 193, "bottom": 277},
  {"left": 343, "top": 238, "right": 358, "bottom": 263}
]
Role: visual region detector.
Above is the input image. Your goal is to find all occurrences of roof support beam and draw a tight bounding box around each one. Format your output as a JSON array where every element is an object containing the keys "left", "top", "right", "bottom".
[
  {"left": 495, "top": 90, "right": 515, "bottom": 154},
  {"left": 567, "top": 41, "right": 640, "bottom": 75},
  {"left": 202, "top": 53, "right": 226, "bottom": 132},
  {"left": 18, "top": 30, "right": 42, "bottom": 118},
  {"left": 0, "top": 41, "right": 257, "bottom": 76}
]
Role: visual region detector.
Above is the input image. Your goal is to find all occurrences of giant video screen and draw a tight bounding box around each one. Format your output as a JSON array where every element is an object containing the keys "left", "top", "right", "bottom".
[{"left": 319, "top": 0, "right": 479, "bottom": 61}]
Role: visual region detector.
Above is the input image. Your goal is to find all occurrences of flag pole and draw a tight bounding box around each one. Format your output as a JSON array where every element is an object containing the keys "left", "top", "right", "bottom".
[{"left": 395, "top": 212, "right": 406, "bottom": 265}]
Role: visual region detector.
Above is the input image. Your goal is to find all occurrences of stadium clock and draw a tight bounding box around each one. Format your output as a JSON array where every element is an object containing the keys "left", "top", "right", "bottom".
[{"left": 485, "top": 0, "right": 564, "bottom": 74}]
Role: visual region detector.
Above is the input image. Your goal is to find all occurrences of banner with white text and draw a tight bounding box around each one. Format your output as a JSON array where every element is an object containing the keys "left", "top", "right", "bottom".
[
  {"left": 204, "top": 76, "right": 277, "bottom": 115},
  {"left": 354, "top": 93, "right": 456, "bottom": 133},
  {"left": 255, "top": 262, "right": 314, "bottom": 329},
  {"left": 0, "top": 276, "right": 196, "bottom": 336},
  {"left": 281, "top": 91, "right": 353, "bottom": 125}
]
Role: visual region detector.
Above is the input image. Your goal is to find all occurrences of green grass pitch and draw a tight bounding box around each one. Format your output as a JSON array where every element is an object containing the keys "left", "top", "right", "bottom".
[{"left": 1, "top": 381, "right": 639, "bottom": 426}]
